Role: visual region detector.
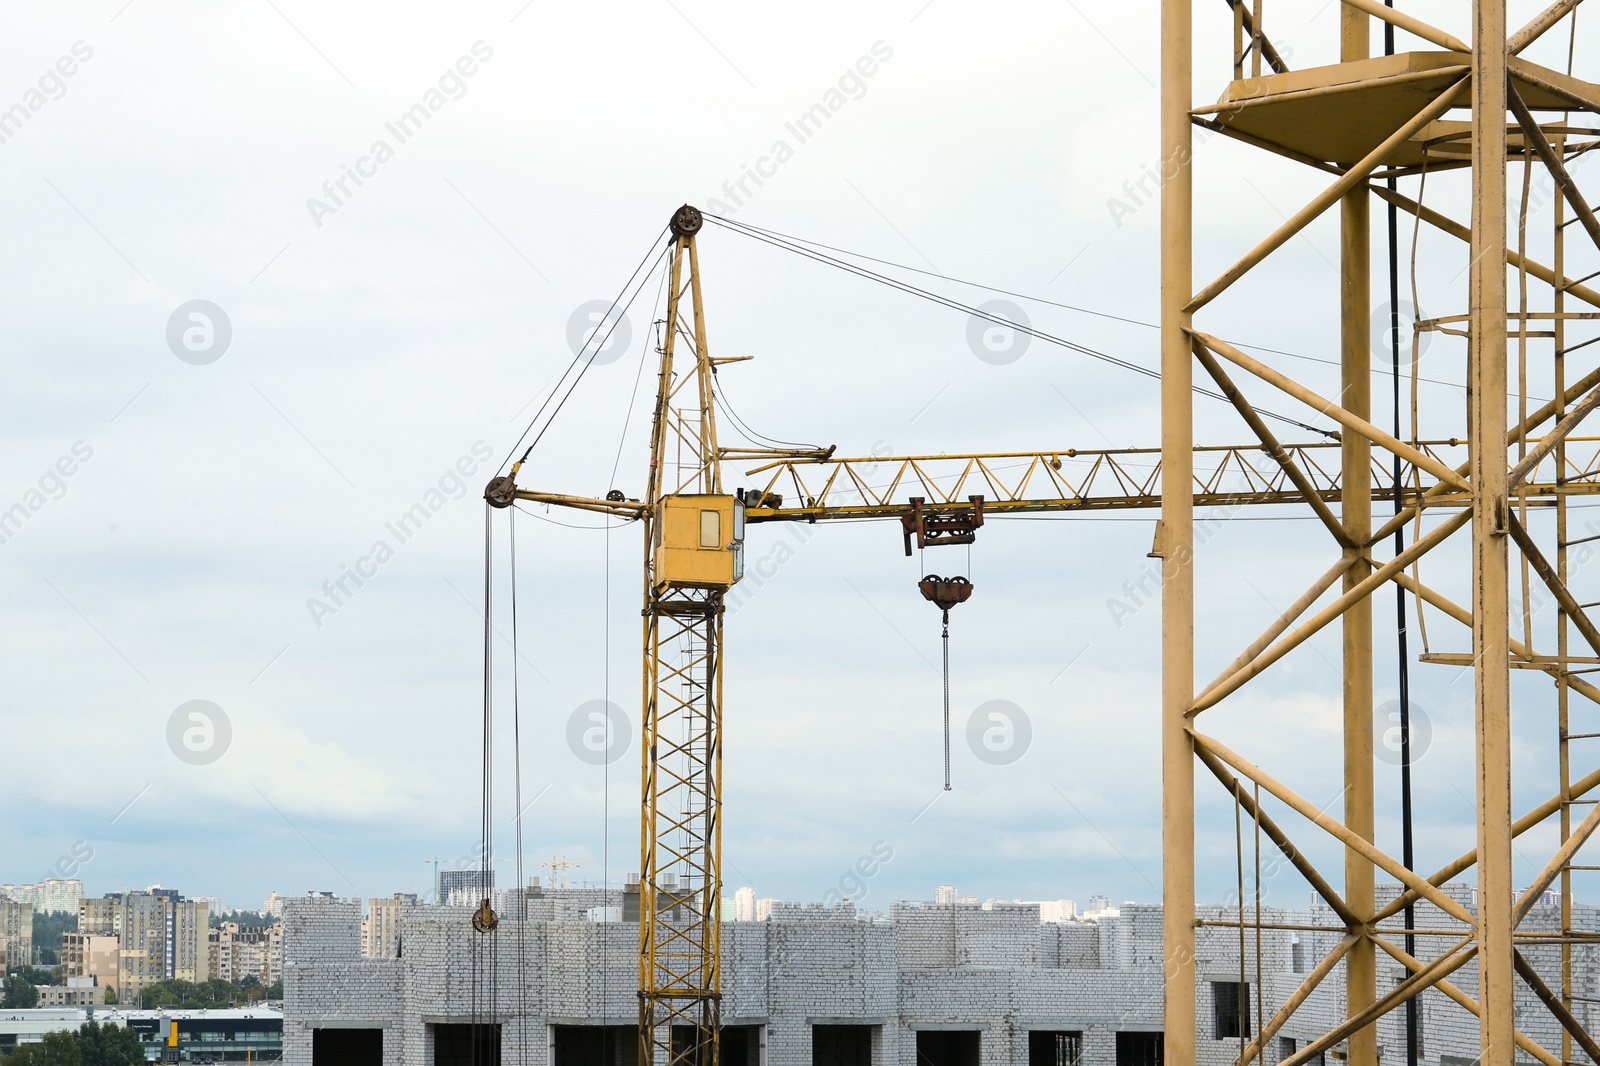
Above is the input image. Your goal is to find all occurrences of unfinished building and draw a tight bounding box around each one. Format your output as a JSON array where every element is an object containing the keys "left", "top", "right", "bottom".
[{"left": 280, "top": 886, "right": 1599, "bottom": 1066}]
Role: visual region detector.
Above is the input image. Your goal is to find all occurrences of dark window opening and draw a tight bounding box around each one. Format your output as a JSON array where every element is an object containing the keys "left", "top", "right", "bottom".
[
  {"left": 553, "top": 1025, "right": 638, "bottom": 1066},
  {"left": 1115, "top": 1032, "right": 1163, "bottom": 1066},
  {"left": 915, "top": 1029, "right": 979, "bottom": 1066},
  {"left": 1028, "top": 1031, "right": 1082, "bottom": 1066},
  {"left": 1211, "top": 980, "right": 1252, "bottom": 1040},
  {"left": 314, "top": 1028, "right": 382, "bottom": 1066},
  {"left": 665, "top": 1025, "right": 760, "bottom": 1066},
  {"left": 722, "top": 1025, "right": 761, "bottom": 1066},
  {"left": 434, "top": 1022, "right": 502, "bottom": 1066},
  {"left": 814, "top": 1025, "right": 873, "bottom": 1066}
]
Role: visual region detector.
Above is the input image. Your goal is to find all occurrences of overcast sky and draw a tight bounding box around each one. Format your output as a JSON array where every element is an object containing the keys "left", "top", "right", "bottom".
[{"left": 2, "top": 0, "right": 1595, "bottom": 918}]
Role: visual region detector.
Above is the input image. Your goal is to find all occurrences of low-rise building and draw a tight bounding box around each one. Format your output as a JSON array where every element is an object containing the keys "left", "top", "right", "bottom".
[
  {"left": 35, "top": 978, "right": 105, "bottom": 1007},
  {"left": 0, "top": 1008, "right": 281, "bottom": 1059}
]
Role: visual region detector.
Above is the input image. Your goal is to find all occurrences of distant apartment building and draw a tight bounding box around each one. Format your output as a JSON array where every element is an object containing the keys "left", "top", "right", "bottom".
[
  {"left": 0, "top": 898, "right": 32, "bottom": 972},
  {"left": 60, "top": 932, "right": 119, "bottom": 992},
  {"left": 78, "top": 896, "right": 117, "bottom": 935},
  {"left": 263, "top": 892, "right": 287, "bottom": 919},
  {"left": 77, "top": 889, "right": 209, "bottom": 998},
  {"left": 209, "top": 921, "right": 284, "bottom": 985},
  {"left": 734, "top": 886, "right": 756, "bottom": 921},
  {"left": 0, "top": 879, "right": 85, "bottom": 915},
  {"left": 1033, "top": 899, "right": 1077, "bottom": 923},
  {"left": 437, "top": 869, "right": 493, "bottom": 907},
  {"left": 363, "top": 894, "right": 419, "bottom": 958}
]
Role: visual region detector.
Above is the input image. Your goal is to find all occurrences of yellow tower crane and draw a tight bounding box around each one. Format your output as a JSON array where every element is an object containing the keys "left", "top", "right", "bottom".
[{"left": 485, "top": 203, "right": 1600, "bottom": 1066}]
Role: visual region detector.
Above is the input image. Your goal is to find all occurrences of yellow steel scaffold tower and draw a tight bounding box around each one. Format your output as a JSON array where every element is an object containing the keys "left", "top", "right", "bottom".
[{"left": 1160, "top": 2, "right": 1600, "bottom": 1064}]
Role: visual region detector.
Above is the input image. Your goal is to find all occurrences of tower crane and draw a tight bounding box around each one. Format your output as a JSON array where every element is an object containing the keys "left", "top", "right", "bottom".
[{"left": 482, "top": 204, "right": 1600, "bottom": 1066}]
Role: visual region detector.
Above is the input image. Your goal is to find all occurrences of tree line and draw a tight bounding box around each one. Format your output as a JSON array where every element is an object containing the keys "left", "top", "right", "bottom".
[{"left": 0, "top": 1020, "right": 143, "bottom": 1065}]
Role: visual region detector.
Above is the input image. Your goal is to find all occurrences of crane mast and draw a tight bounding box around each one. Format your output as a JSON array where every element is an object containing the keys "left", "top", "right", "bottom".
[{"left": 636, "top": 204, "right": 729, "bottom": 1066}]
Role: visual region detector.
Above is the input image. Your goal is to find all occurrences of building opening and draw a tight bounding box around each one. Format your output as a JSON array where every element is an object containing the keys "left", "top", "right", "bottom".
[
  {"left": 722, "top": 1024, "right": 762, "bottom": 1066},
  {"left": 313, "top": 1028, "right": 383, "bottom": 1066},
  {"left": 434, "top": 1022, "right": 502, "bottom": 1066},
  {"left": 553, "top": 1025, "right": 638, "bottom": 1066},
  {"left": 915, "top": 1029, "right": 979, "bottom": 1066},
  {"left": 665, "top": 1025, "right": 762, "bottom": 1066},
  {"left": 814, "top": 1024, "right": 873, "bottom": 1066},
  {"left": 1211, "top": 981, "right": 1252, "bottom": 1040},
  {"left": 1028, "top": 1031, "right": 1082, "bottom": 1066},
  {"left": 1114, "top": 1032, "right": 1163, "bottom": 1066}
]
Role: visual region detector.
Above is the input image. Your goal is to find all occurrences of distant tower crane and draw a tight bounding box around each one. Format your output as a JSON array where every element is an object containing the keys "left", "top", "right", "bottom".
[
  {"left": 483, "top": 200, "right": 1599, "bottom": 1066},
  {"left": 541, "top": 855, "right": 581, "bottom": 891}
]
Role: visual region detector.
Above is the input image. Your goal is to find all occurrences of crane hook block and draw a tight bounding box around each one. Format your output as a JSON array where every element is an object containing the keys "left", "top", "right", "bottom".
[
  {"left": 919, "top": 574, "right": 973, "bottom": 614},
  {"left": 484, "top": 475, "right": 518, "bottom": 509},
  {"left": 471, "top": 898, "right": 499, "bottom": 934},
  {"left": 670, "top": 205, "right": 703, "bottom": 238}
]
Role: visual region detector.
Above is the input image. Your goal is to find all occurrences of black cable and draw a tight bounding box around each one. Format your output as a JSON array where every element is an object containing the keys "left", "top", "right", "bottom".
[
  {"left": 476, "top": 500, "right": 493, "bottom": 1064},
  {"left": 712, "top": 375, "right": 823, "bottom": 452},
  {"left": 510, "top": 506, "right": 529, "bottom": 1065},
  {"left": 725, "top": 214, "right": 1478, "bottom": 393},
  {"left": 610, "top": 265, "right": 673, "bottom": 489},
  {"left": 941, "top": 613, "right": 951, "bottom": 792},
  {"left": 512, "top": 503, "right": 631, "bottom": 530},
  {"left": 521, "top": 242, "right": 670, "bottom": 467},
  {"left": 1381, "top": 9, "right": 1418, "bottom": 1066},
  {"left": 704, "top": 213, "right": 1336, "bottom": 439},
  {"left": 499, "top": 229, "right": 670, "bottom": 475}
]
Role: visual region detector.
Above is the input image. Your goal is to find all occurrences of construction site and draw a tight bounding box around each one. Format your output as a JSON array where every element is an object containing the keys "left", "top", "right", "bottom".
[{"left": 259, "top": 1, "right": 1600, "bottom": 1062}]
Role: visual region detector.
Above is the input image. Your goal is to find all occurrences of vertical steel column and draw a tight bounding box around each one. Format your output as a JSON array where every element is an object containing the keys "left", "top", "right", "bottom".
[
  {"left": 1340, "top": 10, "right": 1377, "bottom": 1066},
  {"left": 1555, "top": 179, "right": 1574, "bottom": 1066},
  {"left": 1160, "top": 0, "right": 1196, "bottom": 1060},
  {"left": 1470, "top": 4, "right": 1514, "bottom": 1065}
]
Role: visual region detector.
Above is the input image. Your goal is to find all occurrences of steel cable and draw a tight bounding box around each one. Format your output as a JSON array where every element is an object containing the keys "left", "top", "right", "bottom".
[
  {"left": 942, "top": 614, "right": 951, "bottom": 792},
  {"left": 703, "top": 213, "right": 1336, "bottom": 439}
]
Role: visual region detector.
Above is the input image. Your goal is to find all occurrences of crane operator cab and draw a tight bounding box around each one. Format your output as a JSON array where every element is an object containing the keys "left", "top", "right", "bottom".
[{"left": 653, "top": 493, "right": 744, "bottom": 593}]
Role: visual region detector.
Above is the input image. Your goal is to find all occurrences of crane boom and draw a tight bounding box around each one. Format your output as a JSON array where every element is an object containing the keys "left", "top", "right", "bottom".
[{"left": 506, "top": 438, "right": 1600, "bottom": 526}]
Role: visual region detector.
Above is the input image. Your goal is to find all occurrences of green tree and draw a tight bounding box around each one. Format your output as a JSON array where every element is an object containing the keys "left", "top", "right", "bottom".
[
  {"left": 29, "top": 912, "right": 77, "bottom": 966},
  {"left": 3, "top": 1031, "right": 81, "bottom": 1066},
  {"left": 74, "top": 1020, "right": 144, "bottom": 1066},
  {"left": 10, "top": 966, "right": 54, "bottom": 986},
  {"left": 100, "top": 986, "right": 117, "bottom": 1006},
  {"left": 2, "top": 974, "right": 39, "bottom": 1008}
]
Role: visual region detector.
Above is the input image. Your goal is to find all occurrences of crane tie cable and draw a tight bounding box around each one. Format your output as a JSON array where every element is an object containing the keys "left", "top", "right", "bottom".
[
  {"left": 500, "top": 228, "right": 670, "bottom": 475},
  {"left": 703, "top": 213, "right": 1336, "bottom": 440}
]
